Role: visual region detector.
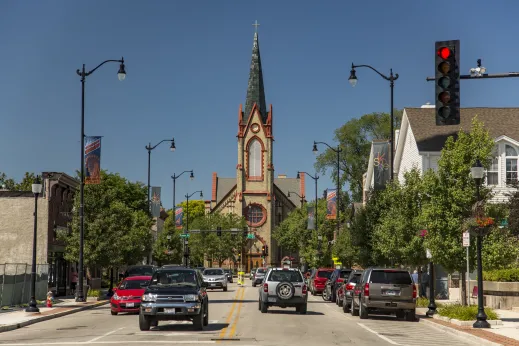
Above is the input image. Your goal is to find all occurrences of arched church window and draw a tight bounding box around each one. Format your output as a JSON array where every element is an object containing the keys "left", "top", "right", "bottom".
[
  {"left": 245, "top": 203, "right": 266, "bottom": 227},
  {"left": 248, "top": 139, "right": 262, "bottom": 178},
  {"left": 506, "top": 144, "right": 518, "bottom": 184}
]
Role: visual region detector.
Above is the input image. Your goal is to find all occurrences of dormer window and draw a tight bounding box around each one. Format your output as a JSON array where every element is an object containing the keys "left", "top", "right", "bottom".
[{"left": 506, "top": 145, "right": 518, "bottom": 184}]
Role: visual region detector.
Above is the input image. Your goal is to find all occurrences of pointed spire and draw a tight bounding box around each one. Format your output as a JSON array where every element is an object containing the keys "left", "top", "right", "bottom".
[{"left": 244, "top": 31, "right": 267, "bottom": 124}]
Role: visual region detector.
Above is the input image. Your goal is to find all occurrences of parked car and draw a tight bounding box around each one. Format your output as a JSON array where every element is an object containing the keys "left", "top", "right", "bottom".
[
  {"left": 322, "top": 268, "right": 352, "bottom": 302},
  {"left": 139, "top": 266, "right": 209, "bottom": 330},
  {"left": 258, "top": 268, "right": 307, "bottom": 314},
  {"left": 223, "top": 269, "right": 233, "bottom": 283},
  {"left": 309, "top": 268, "right": 334, "bottom": 295},
  {"left": 351, "top": 268, "right": 416, "bottom": 321},
  {"left": 202, "top": 268, "right": 228, "bottom": 291},
  {"left": 337, "top": 270, "right": 363, "bottom": 312},
  {"left": 252, "top": 268, "right": 267, "bottom": 287},
  {"left": 123, "top": 265, "right": 157, "bottom": 278},
  {"left": 110, "top": 276, "right": 151, "bottom": 315},
  {"left": 250, "top": 269, "right": 256, "bottom": 280}
]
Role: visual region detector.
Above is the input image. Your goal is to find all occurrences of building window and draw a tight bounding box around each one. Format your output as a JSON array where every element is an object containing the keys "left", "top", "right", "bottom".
[
  {"left": 248, "top": 139, "right": 262, "bottom": 178},
  {"left": 245, "top": 203, "right": 267, "bottom": 227},
  {"left": 506, "top": 145, "right": 518, "bottom": 184},
  {"left": 487, "top": 147, "right": 499, "bottom": 185}
]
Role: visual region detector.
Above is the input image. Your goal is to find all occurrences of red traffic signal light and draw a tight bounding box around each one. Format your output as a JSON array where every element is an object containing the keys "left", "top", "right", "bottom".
[{"left": 437, "top": 47, "right": 452, "bottom": 60}]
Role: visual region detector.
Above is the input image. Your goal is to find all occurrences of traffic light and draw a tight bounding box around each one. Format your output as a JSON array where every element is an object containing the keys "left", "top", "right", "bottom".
[
  {"left": 237, "top": 253, "right": 241, "bottom": 262},
  {"left": 435, "top": 40, "right": 460, "bottom": 125},
  {"left": 265, "top": 245, "right": 268, "bottom": 256},
  {"left": 216, "top": 226, "right": 222, "bottom": 237},
  {"left": 243, "top": 226, "right": 248, "bottom": 238},
  {"left": 261, "top": 246, "right": 266, "bottom": 256}
]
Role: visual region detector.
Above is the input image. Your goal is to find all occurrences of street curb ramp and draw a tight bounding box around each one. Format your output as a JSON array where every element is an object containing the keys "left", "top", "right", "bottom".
[
  {"left": 419, "top": 316, "right": 503, "bottom": 346},
  {"left": 0, "top": 301, "right": 109, "bottom": 333}
]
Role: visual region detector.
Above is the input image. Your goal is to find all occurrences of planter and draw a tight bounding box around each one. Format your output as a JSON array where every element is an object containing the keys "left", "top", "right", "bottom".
[
  {"left": 469, "top": 226, "right": 492, "bottom": 237},
  {"left": 432, "top": 314, "right": 502, "bottom": 326},
  {"left": 469, "top": 281, "right": 519, "bottom": 310}
]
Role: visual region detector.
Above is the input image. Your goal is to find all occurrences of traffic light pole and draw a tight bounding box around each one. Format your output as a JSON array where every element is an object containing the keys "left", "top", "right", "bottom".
[{"left": 426, "top": 72, "right": 519, "bottom": 81}]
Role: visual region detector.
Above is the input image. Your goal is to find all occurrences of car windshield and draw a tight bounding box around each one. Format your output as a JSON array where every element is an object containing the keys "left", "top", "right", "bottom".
[
  {"left": 268, "top": 270, "right": 303, "bottom": 282},
  {"left": 256, "top": 268, "right": 266, "bottom": 274},
  {"left": 224, "top": 269, "right": 231, "bottom": 273},
  {"left": 126, "top": 267, "right": 154, "bottom": 276},
  {"left": 118, "top": 279, "right": 149, "bottom": 290},
  {"left": 339, "top": 270, "right": 352, "bottom": 278},
  {"left": 370, "top": 270, "right": 412, "bottom": 285},
  {"left": 203, "top": 269, "right": 224, "bottom": 276},
  {"left": 150, "top": 270, "right": 198, "bottom": 287},
  {"left": 317, "top": 271, "right": 332, "bottom": 278}
]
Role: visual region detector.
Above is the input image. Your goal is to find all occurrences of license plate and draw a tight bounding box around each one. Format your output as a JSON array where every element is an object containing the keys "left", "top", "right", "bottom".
[
  {"left": 210, "top": 283, "right": 216, "bottom": 286},
  {"left": 385, "top": 290, "right": 397, "bottom": 296},
  {"left": 126, "top": 303, "right": 134, "bottom": 308},
  {"left": 267, "top": 297, "right": 276, "bottom": 302},
  {"left": 164, "top": 308, "right": 176, "bottom": 314}
]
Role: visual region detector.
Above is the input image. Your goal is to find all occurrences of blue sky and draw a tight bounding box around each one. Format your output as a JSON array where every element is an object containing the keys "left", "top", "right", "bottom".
[{"left": 1, "top": 0, "right": 518, "bottom": 208}]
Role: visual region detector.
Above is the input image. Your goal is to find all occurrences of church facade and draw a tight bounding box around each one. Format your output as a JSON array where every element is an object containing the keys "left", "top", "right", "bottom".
[{"left": 205, "top": 32, "right": 305, "bottom": 270}]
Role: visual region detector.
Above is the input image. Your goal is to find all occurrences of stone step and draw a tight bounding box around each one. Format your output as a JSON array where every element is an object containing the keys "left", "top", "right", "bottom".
[{"left": 512, "top": 307, "right": 519, "bottom": 312}]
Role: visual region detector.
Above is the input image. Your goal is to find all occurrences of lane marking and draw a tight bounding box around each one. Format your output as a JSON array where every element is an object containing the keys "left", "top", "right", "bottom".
[
  {"left": 87, "top": 327, "right": 125, "bottom": 343},
  {"left": 227, "top": 286, "right": 246, "bottom": 338},
  {"left": 357, "top": 323, "right": 400, "bottom": 345},
  {"left": 216, "top": 287, "right": 243, "bottom": 340}
]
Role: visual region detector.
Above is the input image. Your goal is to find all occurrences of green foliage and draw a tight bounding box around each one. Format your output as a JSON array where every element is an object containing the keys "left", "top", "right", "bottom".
[
  {"left": 420, "top": 117, "right": 495, "bottom": 273},
  {"left": 332, "top": 224, "right": 357, "bottom": 268},
  {"left": 482, "top": 268, "right": 519, "bottom": 282},
  {"left": 438, "top": 304, "right": 499, "bottom": 321},
  {"left": 177, "top": 200, "right": 205, "bottom": 227},
  {"left": 153, "top": 210, "right": 183, "bottom": 266},
  {"left": 314, "top": 110, "right": 403, "bottom": 202},
  {"left": 507, "top": 187, "right": 519, "bottom": 237},
  {"left": 60, "top": 171, "right": 153, "bottom": 268},
  {"left": 416, "top": 297, "right": 444, "bottom": 308},
  {"left": 0, "top": 172, "right": 36, "bottom": 191},
  {"left": 372, "top": 168, "right": 427, "bottom": 266},
  {"left": 87, "top": 289, "right": 102, "bottom": 298},
  {"left": 482, "top": 228, "right": 519, "bottom": 270}
]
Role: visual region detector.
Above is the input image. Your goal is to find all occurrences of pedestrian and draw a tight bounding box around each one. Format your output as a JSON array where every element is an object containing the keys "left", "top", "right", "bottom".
[
  {"left": 411, "top": 270, "right": 418, "bottom": 284},
  {"left": 420, "top": 268, "right": 429, "bottom": 298},
  {"left": 70, "top": 266, "right": 78, "bottom": 296}
]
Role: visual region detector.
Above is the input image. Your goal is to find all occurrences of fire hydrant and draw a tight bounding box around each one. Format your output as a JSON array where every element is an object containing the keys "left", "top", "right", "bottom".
[{"left": 46, "top": 291, "right": 54, "bottom": 308}]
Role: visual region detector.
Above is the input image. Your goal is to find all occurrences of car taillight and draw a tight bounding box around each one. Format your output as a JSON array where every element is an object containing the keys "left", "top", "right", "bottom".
[
  {"left": 302, "top": 285, "right": 307, "bottom": 295},
  {"left": 346, "top": 283, "right": 354, "bottom": 291},
  {"left": 364, "top": 283, "right": 369, "bottom": 297},
  {"left": 337, "top": 278, "right": 344, "bottom": 283},
  {"left": 413, "top": 284, "right": 417, "bottom": 299},
  {"left": 263, "top": 283, "right": 268, "bottom": 293}
]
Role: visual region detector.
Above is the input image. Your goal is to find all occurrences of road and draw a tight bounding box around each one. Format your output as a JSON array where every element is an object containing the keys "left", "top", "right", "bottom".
[{"left": 0, "top": 282, "right": 478, "bottom": 346}]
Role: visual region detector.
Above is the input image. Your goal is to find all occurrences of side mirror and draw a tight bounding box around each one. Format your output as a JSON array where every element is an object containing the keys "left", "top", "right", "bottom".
[{"left": 112, "top": 287, "right": 118, "bottom": 292}]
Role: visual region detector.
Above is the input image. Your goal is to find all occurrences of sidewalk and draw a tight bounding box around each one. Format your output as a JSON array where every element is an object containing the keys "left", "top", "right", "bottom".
[
  {"left": 417, "top": 307, "right": 519, "bottom": 346},
  {"left": 0, "top": 297, "right": 109, "bottom": 333}
]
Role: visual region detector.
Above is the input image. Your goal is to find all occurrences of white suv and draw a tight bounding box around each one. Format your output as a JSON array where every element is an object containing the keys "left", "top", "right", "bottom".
[{"left": 258, "top": 268, "right": 307, "bottom": 314}]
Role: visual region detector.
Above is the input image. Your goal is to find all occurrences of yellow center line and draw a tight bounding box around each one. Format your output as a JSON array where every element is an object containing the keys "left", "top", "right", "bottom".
[
  {"left": 217, "top": 287, "right": 243, "bottom": 341},
  {"left": 228, "top": 287, "right": 246, "bottom": 338}
]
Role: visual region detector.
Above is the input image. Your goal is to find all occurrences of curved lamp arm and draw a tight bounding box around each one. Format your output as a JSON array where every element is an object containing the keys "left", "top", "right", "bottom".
[
  {"left": 314, "top": 141, "right": 342, "bottom": 153},
  {"left": 146, "top": 138, "right": 175, "bottom": 151},
  {"left": 173, "top": 170, "right": 194, "bottom": 180},
  {"left": 77, "top": 58, "right": 125, "bottom": 77},
  {"left": 351, "top": 63, "right": 399, "bottom": 82}
]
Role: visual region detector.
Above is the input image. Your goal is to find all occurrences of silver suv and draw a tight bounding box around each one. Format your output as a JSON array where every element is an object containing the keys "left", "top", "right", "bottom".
[
  {"left": 351, "top": 267, "right": 416, "bottom": 321},
  {"left": 202, "top": 268, "right": 228, "bottom": 291},
  {"left": 258, "top": 268, "right": 307, "bottom": 314}
]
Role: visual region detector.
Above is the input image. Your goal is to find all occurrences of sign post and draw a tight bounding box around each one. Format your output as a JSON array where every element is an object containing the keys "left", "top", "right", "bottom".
[{"left": 463, "top": 231, "right": 470, "bottom": 305}]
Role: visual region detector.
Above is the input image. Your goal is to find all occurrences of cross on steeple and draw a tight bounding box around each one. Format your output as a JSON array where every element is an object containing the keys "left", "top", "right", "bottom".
[{"left": 252, "top": 20, "right": 260, "bottom": 33}]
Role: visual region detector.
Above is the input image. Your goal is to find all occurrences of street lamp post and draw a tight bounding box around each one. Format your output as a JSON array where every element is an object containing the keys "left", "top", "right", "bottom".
[
  {"left": 287, "top": 191, "right": 305, "bottom": 207},
  {"left": 297, "top": 172, "right": 319, "bottom": 229},
  {"left": 146, "top": 139, "right": 176, "bottom": 212},
  {"left": 349, "top": 63, "right": 399, "bottom": 180},
  {"left": 425, "top": 248, "right": 437, "bottom": 316},
  {"left": 313, "top": 141, "right": 342, "bottom": 239},
  {"left": 185, "top": 190, "right": 203, "bottom": 267},
  {"left": 172, "top": 170, "right": 194, "bottom": 211},
  {"left": 471, "top": 159, "right": 490, "bottom": 329},
  {"left": 26, "top": 176, "right": 43, "bottom": 313},
  {"left": 75, "top": 58, "right": 126, "bottom": 302}
]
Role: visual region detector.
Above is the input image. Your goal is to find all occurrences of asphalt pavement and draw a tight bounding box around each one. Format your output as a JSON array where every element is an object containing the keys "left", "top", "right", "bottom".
[{"left": 0, "top": 282, "right": 480, "bottom": 346}]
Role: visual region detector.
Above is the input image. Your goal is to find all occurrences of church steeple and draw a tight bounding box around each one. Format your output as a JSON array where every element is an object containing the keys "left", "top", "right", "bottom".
[{"left": 244, "top": 30, "right": 267, "bottom": 124}]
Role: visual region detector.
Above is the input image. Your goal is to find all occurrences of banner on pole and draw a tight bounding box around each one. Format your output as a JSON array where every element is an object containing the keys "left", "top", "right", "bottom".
[
  {"left": 326, "top": 188, "right": 337, "bottom": 220},
  {"left": 84, "top": 136, "right": 102, "bottom": 185},
  {"left": 151, "top": 186, "right": 161, "bottom": 217},
  {"left": 307, "top": 206, "right": 315, "bottom": 230},
  {"left": 373, "top": 140, "right": 390, "bottom": 190},
  {"left": 175, "top": 207, "right": 184, "bottom": 230}
]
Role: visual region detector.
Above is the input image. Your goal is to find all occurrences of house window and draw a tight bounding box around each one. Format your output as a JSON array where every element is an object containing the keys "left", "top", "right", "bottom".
[
  {"left": 506, "top": 145, "right": 518, "bottom": 184},
  {"left": 248, "top": 139, "right": 262, "bottom": 178},
  {"left": 487, "top": 147, "right": 499, "bottom": 185}
]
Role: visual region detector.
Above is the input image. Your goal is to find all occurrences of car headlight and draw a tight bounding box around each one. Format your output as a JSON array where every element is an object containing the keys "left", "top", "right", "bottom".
[
  {"left": 113, "top": 293, "right": 119, "bottom": 300},
  {"left": 184, "top": 294, "right": 198, "bottom": 302},
  {"left": 142, "top": 293, "right": 157, "bottom": 302}
]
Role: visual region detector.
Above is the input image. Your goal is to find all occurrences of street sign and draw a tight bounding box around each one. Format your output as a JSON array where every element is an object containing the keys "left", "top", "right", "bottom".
[
  {"left": 247, "top": 233, "right": 255, "bottom": 239},
  {"left": 180, "top": 234, "right": 190, "bottom": 238},
  {"left": 463, "top": 231, "right": 470, "bottom": 247},
  {"left": 426, "top": 248, "right": 432, "bottom": 259},
  {"left": 332, "top": 257, "right": 339, "bottom": 261}
]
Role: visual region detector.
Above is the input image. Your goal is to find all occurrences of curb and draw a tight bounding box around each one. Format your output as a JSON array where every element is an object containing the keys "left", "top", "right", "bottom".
[
  {"left": 419, "top": 316, "right": 502, "bottom": 346},
  {"left": 0, "top": 301, "right": 109, "bottom": 334}
]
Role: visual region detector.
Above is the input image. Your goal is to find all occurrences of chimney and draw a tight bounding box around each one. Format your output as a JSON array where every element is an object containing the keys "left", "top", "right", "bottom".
[
  {"left": 277, "top": 174, "right": 287, "bottom": 179},
  {"left": 421, "top": 102, "right": 435, "bottom": 108}
]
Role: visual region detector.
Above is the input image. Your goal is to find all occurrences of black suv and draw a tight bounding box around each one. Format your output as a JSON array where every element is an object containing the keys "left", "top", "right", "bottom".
[{"left": 139, "top": 266, "right": 209, "bottom": 331}]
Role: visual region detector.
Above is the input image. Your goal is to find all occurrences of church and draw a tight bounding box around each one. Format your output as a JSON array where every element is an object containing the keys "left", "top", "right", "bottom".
[{"left": 205, "top": 30, "right": 305, "bottom": 270}]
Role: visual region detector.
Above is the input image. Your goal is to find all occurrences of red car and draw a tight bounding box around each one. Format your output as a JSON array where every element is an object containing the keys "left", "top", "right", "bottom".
[
  {"left": 110, "top": 275, "right": 151, "bottom": 315},
  {"left": 310, "top": 268, "right": 334, "bottom": 295}
]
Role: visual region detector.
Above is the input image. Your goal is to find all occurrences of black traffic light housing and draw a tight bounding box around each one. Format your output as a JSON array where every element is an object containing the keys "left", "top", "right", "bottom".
[
  {"left": 243, "top": 226, "right": 248, "bottom": 238},
  {"left": 237, "top": 253, "right": 241, "bottom": 262},
  {"left": 216, "top": 226, "right": 222, "bottom": 237},
  {"left": 261, "top": 246, "right": 266, "bottom": 256},
  {"left": 265, "top": 245, "right": 268, "bottom": 256},
  {"left": 435, "top": 40, "right": 460, "bottom": 125}
]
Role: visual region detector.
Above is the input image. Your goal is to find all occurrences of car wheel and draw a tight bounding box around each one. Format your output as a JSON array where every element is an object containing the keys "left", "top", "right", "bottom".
[
  {"left": 260, "top": 300, "right": 268, "bottom": 313},
  {"left": 252, "top": 283, "right": 256, "bottom": 287},
  {"left": 150, "top": 320, "right": 158, "bottom": 327},
  {"left": 299, "top": 303, "right": 307, "bottom": 315},
  {"left": 111, "top": 310, "right": 118, "bottom": 316},
  {"left": 359, "top": 301, "right": 368, "bottom": 319},
  {"left": 203, "top": 304, "right": 209, "bottom": 326},
  {"left": 223, "top": 286, "right": 228, "bottom": 292},
  {"left": 405, "top": 310, "right": 416, "bottom": 322},
  {"left": 351, "top": 298, "right": 359, "bottom": 316},
  {"left": 139, "top": 313, "right": 151, "bottom": 331},
  {"left": 258, "top": 299, "right": 261, "bottom": 310},
  {"left": 322, "top": 289, "right": 329, "bottom": 301},
  {"left": 276, "top": 282, "right": 295, "bottom": 300},
  {"left": 396, "top": 310, "right": 405, "bottom": 319},
  {"left": 343, "top": 300, "right": 350, "bottom": 313},
  {"left": 193, "top": 309, "right": 204, "bottom": 330}
]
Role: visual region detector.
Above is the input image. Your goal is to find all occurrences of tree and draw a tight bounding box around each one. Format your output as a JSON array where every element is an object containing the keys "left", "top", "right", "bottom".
[
  {"left": 332, "top": 224, "right": 357, "bottom": 268},
  {"left": 314, "top": 110, "right": 403, "bottom": 202},
  {"left": 0, "top": 172, "right": 36, "bottom": 190},
  {"left": 177, "top": 200, "right": 206, "bottom": 227},
  {"left": 153, "top": 210, "right": 183, "bottom": 266},
  {"left": 419, "top": 117, "right": 494, "bottom": 305},
  {"left": 60, "top": 171, "right": 153, "bottom": 269}
]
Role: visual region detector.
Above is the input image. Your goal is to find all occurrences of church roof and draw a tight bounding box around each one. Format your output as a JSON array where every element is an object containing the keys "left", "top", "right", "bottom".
[
  {"left": 215, "top": 177, "right": 236, "bottom": 205},
  {"left": 274, "top": 178, "right": 303, "bottom": 206},
  {"left": 244, "top": 32, "right": 267, "bottom": 124}
]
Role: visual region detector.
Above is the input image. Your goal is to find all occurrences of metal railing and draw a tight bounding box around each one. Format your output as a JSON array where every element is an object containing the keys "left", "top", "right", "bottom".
[{"left": 0, "top": 263, "right": 49, "bottom": 307}]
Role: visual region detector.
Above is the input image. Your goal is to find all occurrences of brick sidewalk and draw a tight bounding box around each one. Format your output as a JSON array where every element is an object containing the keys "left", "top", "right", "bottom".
[{"left": 424, "top": 316, "right": 519, "bottom": 346}]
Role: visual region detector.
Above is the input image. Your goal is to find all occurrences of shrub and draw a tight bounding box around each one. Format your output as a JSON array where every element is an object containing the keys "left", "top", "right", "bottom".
[
  {"left": 87, "top": 289, "right": 102, "bottom": 298},
  {"left": 438, "top": 304, "right": 499, "bottom": 321},
  {"left": 416, "top": 297, "right": 444, "bottom": 308},
  {"left": 482, "top": 268, "right": 519, "bottom": 282}
]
